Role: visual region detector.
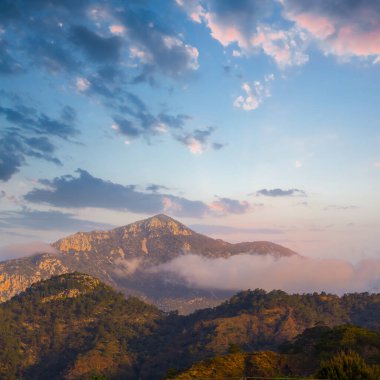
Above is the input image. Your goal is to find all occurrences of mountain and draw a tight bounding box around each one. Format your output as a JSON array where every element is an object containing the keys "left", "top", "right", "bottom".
[
  {"left": 0, "top": 214, "right": 298, "bottom": 313},
  {"left": 1, "top": 273, "right": 380, "bottom": 379},
  {"left": 0, "top": 273, "right": 162, "bottom": 380}
]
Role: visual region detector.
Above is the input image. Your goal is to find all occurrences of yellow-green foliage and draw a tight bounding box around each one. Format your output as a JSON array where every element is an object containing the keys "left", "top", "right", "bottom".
[
  {"left": 172, "top": 351, "right": 292, "bottom": 379},
  {"left": 172, "top": 353, "right": 246, "bottom": 379},
  {"left": 316, "top": 350, "right": 380, "bottom": 380}
]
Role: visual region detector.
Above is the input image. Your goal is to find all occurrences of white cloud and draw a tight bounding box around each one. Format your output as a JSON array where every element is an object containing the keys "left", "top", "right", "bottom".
[
  {"left": 251, "top": 25, "right": 309, "bottom": 68},
  {"left": 76, "top": 77, "right": 90, "bottom": 92},
  {"left": 150, "top": 254, "right": 380, "bottom": 294},
  {"left": 0, "top": 242, "right": 58, "bottom": 261},
  {"left": 109, "top": 24, "right": 126, "bottom": 35},
  {"left": 234, "top": 75, "right": 274, "bottom": 111}
]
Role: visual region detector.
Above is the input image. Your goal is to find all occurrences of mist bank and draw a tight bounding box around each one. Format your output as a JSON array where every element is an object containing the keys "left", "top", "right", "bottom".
[
  {"left": 0, "top": 242, "right": 57, "bottom": 262},
  {"left": 150, "top": 254, "right": 380, "bottom": 295}
]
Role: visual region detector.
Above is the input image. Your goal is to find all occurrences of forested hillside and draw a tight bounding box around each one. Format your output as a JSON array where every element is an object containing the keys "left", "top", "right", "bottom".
[{"left": 1, "top": 273, "right": 380, "bottom": 379}]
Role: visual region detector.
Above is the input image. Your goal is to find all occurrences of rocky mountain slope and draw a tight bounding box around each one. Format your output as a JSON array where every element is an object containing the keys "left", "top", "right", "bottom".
[
  {"left": 0, "top": 214, "right": 298, "bottom": 312},
  {"left": 0, "top": 273, "right": 379, "bottom": 379}
]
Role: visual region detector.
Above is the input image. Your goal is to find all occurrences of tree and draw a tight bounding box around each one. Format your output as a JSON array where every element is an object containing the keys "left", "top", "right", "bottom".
[{"left": 316, "top": 350, "right": 380, "bottom": 380}]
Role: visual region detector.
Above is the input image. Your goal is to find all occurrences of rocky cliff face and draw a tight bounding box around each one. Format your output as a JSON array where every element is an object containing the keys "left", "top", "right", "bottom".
[
  {"left": 0, "top": 254, "right": 69, "bottom": 302},
  {"left": 0, "top": 214, "right": 299, "bottom": 312}
]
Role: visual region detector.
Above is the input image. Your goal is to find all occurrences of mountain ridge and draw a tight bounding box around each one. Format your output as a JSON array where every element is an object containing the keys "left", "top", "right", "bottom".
[{"left": 0, "top": 214, "right": 298, "bottom": 312}]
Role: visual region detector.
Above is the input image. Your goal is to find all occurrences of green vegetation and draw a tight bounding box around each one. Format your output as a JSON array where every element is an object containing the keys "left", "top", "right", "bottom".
[
  {"left": 316, "top": 351, "right": 380, "bottom": 379},
  {"left": 0, "top": 273, "right": 162, "bottom": 379},
  {"left": 0, "top": 273, "right": 380, "bottom": 379}
]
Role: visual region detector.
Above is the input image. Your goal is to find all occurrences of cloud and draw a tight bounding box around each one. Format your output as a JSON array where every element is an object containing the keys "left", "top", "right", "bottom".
[
  {"left": 119, "top": 5, "right": 200, "bottom": 78},
  {"left": 0, "top": 1, "right": 216, "bottom": 156},
  {"left": 145, "top": 184, "right": 170, "bottom": 193},
  {"left": 0, "top": 102, "right": 77, "bottom": 139},
  {"left": 0, "top": 241, "right": 58, "bottom": 262},
  {"left": 190, "top": 224, "right": 284, "bottom": 235},
  {"left": 0, "top": 207, "right": 115, "bottom": 232},
  {"left": 234, "top": 75, "right": 274, "bottom": 111},
  {"left": 70, "top": 25, "right": 122, "bottom": 62},
  {"left": 76, "top": 77, "right": 90, "bottom": 92},
  {"left": 324, "top": 205, "right": 359, "bottom": 211},
  {"left": 150, "top": 254, "right": 380, "bottom": 294},
  {"left": 176, "top": 127, "right": 223, "bottom": 154},
  {"left": 209, "top": 197, "right": 251, "bottom": 215},
  {"left": 282, "top": 0, "right": 380, "bottom": 62},
  {"left": 112, "top": 94, "right": 195, "bottom": 143},
  {"left": 251, "top": 25, "right": 309, "bottom": 68},
  {"left": 113, "top": 257, "right": 143, "bottom": 277},
  {"left": 178, "top": 0, "right": 309, "bottom": 68},
  {"left": 256, "top": 188, "right": 306, "bottom": 197},
  {"left": 24, "top": 169, "right": 251, "bottom": 218},
  {"left": 0, "top": 95, "right": 78, "bottom": 181}
]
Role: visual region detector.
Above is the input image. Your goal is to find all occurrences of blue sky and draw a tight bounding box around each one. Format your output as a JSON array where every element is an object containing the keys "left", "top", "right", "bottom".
[{"left": 1, "top": 0, "right": 380, "bottom": 261}]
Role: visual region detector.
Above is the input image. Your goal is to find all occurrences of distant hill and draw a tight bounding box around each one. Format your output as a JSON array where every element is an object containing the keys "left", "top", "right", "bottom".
[
  {"left": 139, "top": 288, "right": 380, "bottom": 378},
  {"left": 1, "top": 273, "right": 380, "bottom": 379},
  {"left": 0, "top": 214, "right": 298, "bottom": 313},
  {"left": 173, "top": 325, "right": 380, "bottom": 379}
]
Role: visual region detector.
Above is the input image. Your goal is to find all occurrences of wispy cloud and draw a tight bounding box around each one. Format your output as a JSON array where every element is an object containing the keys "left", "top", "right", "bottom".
[
  {"left": 324, "top": 205, "right": 358, "bottom": 211},
  {"left": 190, "top": 224, "right": 284, "bottom": 235},
  {"left": 0, "top": 207, "right": 115, "bottom": 232},
  {"left": 0, "top": 242, "right": 58, "bottom": 262},
  {"left": 256, "top": 188, "right": 306, "bottom": 197}
]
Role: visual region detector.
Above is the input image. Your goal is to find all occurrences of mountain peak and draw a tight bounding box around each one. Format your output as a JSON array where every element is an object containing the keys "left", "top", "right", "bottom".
[{"left": 137, "top": 214, "right": 193, "bottom": 236}]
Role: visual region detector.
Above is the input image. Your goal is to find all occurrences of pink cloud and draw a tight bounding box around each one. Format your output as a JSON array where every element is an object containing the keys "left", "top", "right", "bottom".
[
  {"left": 204, "top": 12, "right": 249, "bottom": 49},
  {"left": 151, "top": 254, "right": 380, "bottom": 294},
  {"left": 283, "top": 1, "right": 380, "bottom": 61}
]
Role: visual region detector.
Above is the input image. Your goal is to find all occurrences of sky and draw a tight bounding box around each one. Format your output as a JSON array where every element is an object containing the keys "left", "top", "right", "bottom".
[{"left": 0, "top": 0, "right": 380, "bottom": 262}]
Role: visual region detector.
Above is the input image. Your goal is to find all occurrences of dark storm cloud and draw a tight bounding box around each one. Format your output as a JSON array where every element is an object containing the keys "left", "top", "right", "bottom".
[
  {"left": 256, "top": 188, "right": 306, "bottom": 197},
  {"left": 0, "top": 208, "right": 115, "bottom": 232},
  {"left": 24, "top": 170, "right": 251, "bottom": 218},
  {"left": 70, "top": 25, "right": 122, "bottom": 62}
]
